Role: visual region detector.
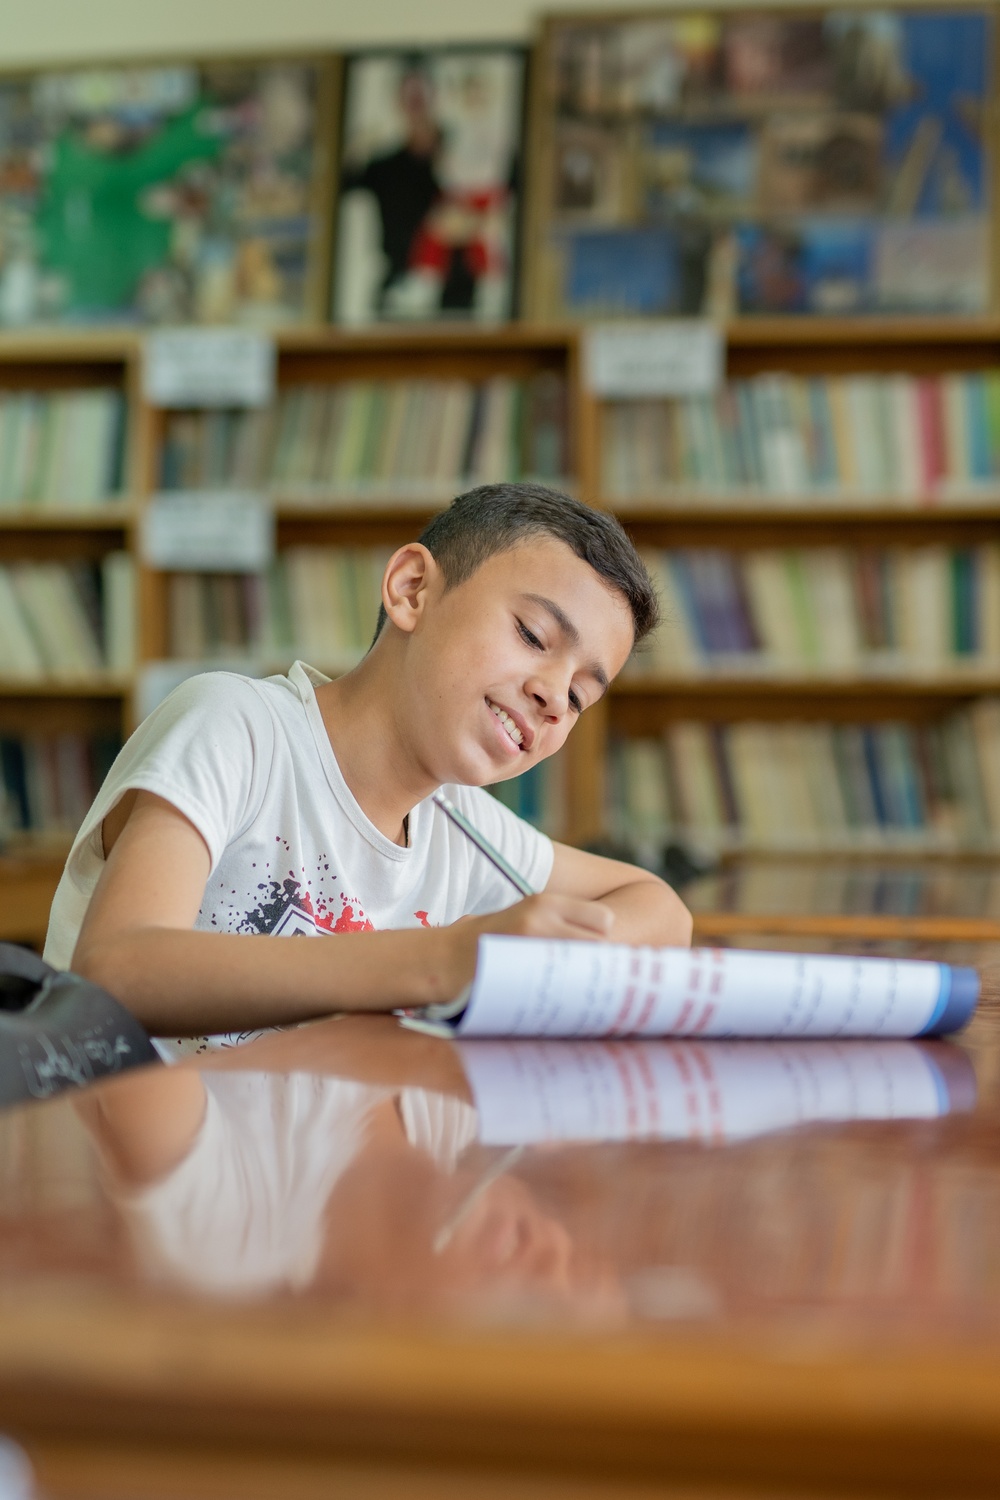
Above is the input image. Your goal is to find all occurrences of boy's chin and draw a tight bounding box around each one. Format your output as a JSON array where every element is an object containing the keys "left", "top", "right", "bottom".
[{"left": 436, "top": 744, "right": 523, "bottom": 790}]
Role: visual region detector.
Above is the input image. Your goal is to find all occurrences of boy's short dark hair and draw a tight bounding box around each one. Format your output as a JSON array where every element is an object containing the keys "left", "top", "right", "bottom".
[{"left": 372, "top": 482, "right": 659, "bottom": 646}]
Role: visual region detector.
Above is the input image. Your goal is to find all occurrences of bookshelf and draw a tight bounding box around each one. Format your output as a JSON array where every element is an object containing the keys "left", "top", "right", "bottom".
[
  {"left": 7, "top": 318, "right": 1000, "bottom": 941},
  {"left": 573, "top": 318, "right": 1000, "bottom": 854}
]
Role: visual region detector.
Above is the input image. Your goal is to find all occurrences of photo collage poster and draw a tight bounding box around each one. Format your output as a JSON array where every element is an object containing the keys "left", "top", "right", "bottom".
[
  {"left": 529, "top": 8, "right": 993, "bottom": 319},
  {"left": 0, "top": 59, "right": 333, "bottom": 328},
  {"left": 332, "top": 46, "right": 527, "bottom": 325}
]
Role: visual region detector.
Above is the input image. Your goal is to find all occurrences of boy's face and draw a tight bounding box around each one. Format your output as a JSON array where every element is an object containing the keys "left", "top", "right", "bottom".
[{"left": 396, "top": 537, "right": 635, "bottom": 788}]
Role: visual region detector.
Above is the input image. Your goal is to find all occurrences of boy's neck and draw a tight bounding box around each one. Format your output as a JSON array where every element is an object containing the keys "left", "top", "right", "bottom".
[{"left": 313, "top": 643, "right": 435, "bottom": 847}]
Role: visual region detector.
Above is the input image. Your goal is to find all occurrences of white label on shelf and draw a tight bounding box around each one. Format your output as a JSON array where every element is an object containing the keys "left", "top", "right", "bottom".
[
  {"left": 143, "top": 328, "right": 276, "bottom": 407},
  {"left": 142, "top": 491, "right": 274, "bottom": 571},
  {"left": 584, "top": 321, "right": 723, "bottom": 397}
]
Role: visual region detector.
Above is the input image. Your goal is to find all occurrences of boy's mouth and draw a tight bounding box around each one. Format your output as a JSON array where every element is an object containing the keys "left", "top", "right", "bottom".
[{"left": 486, "top": 698, "right": 530, "bottom": 752}]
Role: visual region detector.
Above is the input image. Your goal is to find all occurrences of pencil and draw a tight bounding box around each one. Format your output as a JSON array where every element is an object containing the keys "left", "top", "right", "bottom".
[{"left": 432, "top": 791, "right": 536, "bottom": 899}]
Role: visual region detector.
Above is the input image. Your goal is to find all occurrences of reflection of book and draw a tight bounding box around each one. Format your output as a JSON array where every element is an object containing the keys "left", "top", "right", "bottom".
[
  {"left": 409, "top": 938, "right": 978, "bottom": 1039},
  {"left": 459, "top": 1038, "right": 975, "bottom": 1145}
]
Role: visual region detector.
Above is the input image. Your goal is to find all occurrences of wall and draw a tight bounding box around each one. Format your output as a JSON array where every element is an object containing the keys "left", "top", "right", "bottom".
[{"left": 0, "top": 0, "right": 770, "bottom": 66}]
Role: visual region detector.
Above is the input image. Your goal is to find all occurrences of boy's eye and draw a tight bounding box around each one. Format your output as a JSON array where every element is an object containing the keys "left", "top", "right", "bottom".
[{"left": 518, "top": 619, "right": 584, "bottom": 714}]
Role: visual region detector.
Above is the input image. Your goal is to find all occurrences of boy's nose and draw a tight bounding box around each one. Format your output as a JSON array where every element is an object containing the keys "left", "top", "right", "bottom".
[{"left": 528, "top": 674, "right": 569, "bottom": 720}]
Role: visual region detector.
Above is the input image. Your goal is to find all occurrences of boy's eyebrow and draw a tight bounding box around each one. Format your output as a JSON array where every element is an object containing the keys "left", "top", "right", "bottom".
[{"left": 521, "top": 593, "right": 610, "bottom": 695}]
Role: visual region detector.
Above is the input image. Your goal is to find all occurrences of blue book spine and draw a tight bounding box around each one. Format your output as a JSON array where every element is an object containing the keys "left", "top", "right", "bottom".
[
  {"left": 966, "top": 374, "right": 991, "bottom": 482},
  {"left": 668, "top": 553, "right": 712, "bottom": 653}
]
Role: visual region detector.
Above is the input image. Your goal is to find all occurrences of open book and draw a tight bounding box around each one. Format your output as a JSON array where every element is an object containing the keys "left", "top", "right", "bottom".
[{"left": 402, "top": 937, "right": 979, "bottom": 1040}]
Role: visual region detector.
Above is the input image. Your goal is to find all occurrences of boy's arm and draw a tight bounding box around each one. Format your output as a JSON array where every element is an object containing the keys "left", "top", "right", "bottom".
[
  {"left": 544, "top": 842, "right": 693, "bottom": 947},
  {"left": 72, "top": 792, "right": 618, "bottom": 1035}
]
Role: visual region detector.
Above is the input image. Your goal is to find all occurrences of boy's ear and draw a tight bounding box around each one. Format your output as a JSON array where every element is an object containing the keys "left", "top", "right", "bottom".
[{"left": 381, "top": 544, "right": 439, "bottom": 635}]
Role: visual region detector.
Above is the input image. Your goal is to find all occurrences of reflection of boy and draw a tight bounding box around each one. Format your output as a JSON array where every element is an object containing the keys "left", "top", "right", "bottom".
[
  {"left": 81, "top": 1027, "right": 618, "bottom": 1314},
  {"left": 341, "top": 64, "right": 443, "bottom": 309},
  {"left": 49, "top": 484, "right": 692, "bottom": 1052}
]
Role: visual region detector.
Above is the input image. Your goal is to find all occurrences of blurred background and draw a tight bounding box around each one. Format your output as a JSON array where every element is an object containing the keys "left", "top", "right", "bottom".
[{"left": 1, "top": 0, "right": 998, "bottom": 946}]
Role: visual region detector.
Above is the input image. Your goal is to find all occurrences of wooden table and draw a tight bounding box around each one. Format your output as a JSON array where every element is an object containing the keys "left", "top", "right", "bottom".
[{"left": 3, "top": 937, "right": 1000, "bottom": 1498}]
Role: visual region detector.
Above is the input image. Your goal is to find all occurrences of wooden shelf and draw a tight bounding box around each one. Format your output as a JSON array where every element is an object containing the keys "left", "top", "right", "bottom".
[
  {"left": 616, "top": 675, "right": 1000, "bottom": 697},
  {"left": 0, "top": 503, "right": 136, "bottom": 530},
  {"left": 723, "top": 316, "right": 1000, "bottom": 346},
  {"left": 0, "top": 677, "right": 130, "bottom": 698},
  {"left": 0, "top": 330, "right": 137, "bottom": 362},
  {"left": 612, "top": 499, "right": 1000, "bottom": 523},
  {"left": 275, "top": 324, "right": 577, "bottom": 354}
]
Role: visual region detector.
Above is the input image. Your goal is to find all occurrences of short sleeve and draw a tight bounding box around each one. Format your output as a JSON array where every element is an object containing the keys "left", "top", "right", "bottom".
[
  {"left": 448, "top": 783, "right": 555, "bottom": 916},
  {"left": 70, "top": 671, "right": 276, "bottom": 878}
]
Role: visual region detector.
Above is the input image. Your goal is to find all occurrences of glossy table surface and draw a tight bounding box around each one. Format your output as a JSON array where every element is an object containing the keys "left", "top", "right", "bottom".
[{"left": 4, "top": 934, "right": 1000, "bottom": 1497}]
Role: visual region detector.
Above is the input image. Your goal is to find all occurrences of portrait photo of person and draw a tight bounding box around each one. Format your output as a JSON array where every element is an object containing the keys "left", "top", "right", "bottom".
[{"left": 331, "top": 46, "right": 527, "bottom": 324}]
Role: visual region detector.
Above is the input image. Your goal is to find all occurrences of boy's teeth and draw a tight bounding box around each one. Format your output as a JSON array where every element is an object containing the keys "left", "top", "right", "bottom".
[{"left": 488, "top": 699, "right": 523, "bottom": 745}]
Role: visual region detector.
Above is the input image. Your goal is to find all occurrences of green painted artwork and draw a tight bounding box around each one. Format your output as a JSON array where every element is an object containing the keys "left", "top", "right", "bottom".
[{"left": 0, "top": 61, "right": 328, "bottom": 327}]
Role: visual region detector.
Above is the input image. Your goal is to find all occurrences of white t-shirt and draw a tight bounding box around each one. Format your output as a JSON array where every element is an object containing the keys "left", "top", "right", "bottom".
[
  {"left": 44, "top": 662, "right": 554, "bottom": 1055},
  {"left": 115, "top": 1071, "right": 479, "bottom": 1297}
]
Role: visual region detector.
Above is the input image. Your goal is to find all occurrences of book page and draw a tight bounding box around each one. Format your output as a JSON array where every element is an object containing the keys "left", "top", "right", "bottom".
[
  {"left": 456, "top": 938, "right": 950, "bottom": 1039},
  {"left": 459, "top": 1039, "right": 965, "bottom": 1146}
]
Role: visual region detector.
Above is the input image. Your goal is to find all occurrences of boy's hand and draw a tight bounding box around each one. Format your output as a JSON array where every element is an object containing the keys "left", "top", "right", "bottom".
[{"left": 440, "top": 894, "right": 613, "bottom": 999}]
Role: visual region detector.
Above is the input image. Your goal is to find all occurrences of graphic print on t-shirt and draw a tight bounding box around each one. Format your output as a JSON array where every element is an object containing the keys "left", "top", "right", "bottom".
[{"left": 202, "top": 834, "right": 376, "bottom": 938}]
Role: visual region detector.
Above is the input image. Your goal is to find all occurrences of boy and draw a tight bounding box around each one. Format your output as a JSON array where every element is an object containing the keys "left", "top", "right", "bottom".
[{"left": 47, "top": 484, "right": 692, "bottom": 1053}]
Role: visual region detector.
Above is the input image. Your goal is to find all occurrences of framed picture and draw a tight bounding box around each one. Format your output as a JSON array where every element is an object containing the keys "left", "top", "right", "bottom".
[
  {"left": 526, "top": 7, "right": 994, "bottom": 319},
  {"left": 331, "top": 45, "right": 528, "bottom": 325},
  {"left": 0, "top": 57, "right": 336, "bottom": 328}
]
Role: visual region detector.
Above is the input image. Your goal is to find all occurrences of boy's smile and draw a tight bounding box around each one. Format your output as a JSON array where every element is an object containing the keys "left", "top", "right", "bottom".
[{"left": 485, "top": 698, "right": 529, "bottom": 753}]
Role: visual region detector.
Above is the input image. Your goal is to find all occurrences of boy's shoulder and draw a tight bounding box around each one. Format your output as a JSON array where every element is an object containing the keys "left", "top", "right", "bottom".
[{"left": 156, "top": 666, "right": 301, "bottom": 731}]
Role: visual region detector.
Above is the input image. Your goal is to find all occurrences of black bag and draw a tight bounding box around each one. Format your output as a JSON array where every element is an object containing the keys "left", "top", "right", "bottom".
[{"left": 0, "top": 944, "right": 160, "bottom": 1108}]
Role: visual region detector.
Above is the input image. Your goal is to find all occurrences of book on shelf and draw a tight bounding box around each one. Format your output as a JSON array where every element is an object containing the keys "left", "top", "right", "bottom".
[
  {"left": 0, "top": 732, "right": 120, "bottom": 846},
  {"left": 0, "top": 391, "right": 125, "bottom": 510},
  {"left": 165, "top": 548, "right": 390, "bottom": 671},
  {"left": 601, "top": 371, "right": 1000, "bottom": 507},
  {"left": 0, "top": 554, "right": 134, "bottom": 681},
  {"left": 610, "top": 705, "right": 1000, "bottom": 858},
  {"left": 634, "top": 545, "right": 1000, "bottom": 678},
  {"left": 159, "top": 374, "right": 569, "bottom": 502}
]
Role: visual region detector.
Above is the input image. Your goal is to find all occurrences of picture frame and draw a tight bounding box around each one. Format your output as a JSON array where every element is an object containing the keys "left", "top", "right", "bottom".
[
  {"left": 525, "top": 7, "right": 995, "bottom": 320},
  {"left": 330, "top": 44, "right": 528, "bottom": 326},
  {"left": 0, "top": 54, "right": 338, "bottom": 329}
]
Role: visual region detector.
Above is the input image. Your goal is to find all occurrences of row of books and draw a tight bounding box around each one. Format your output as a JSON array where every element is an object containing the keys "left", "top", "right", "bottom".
[
  {"left": 0, "top": 733, "right": 121, "bottom": 843},
  {"left": 159, "top": 375, "right": 569, "bottom": 501},
  {"left": 638, "top": 546, "right": 1000, "bottom": 677},
  {"left": 165, "top": 550, "right": 391, "bottom": 666},
  {"left": 0, "top": 391, "right": 126, "bottom": 509},
  {"left": 609, "top": 705, "right": 1000, "bottom": 856},
  {"left": 0, "top": 556, "right": 134, "bottom": 680},
  {"left": 601, "top": 372, "right": 1000, "bottom": 505}
]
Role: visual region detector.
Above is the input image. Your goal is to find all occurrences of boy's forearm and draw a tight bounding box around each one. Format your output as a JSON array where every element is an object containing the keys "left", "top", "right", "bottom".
[
  {"left": 73, "top": 926, "right": 465, "bottom": 1037},
  {"left": 601, "top": 879, "right": 693, "bottom": 947}
]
